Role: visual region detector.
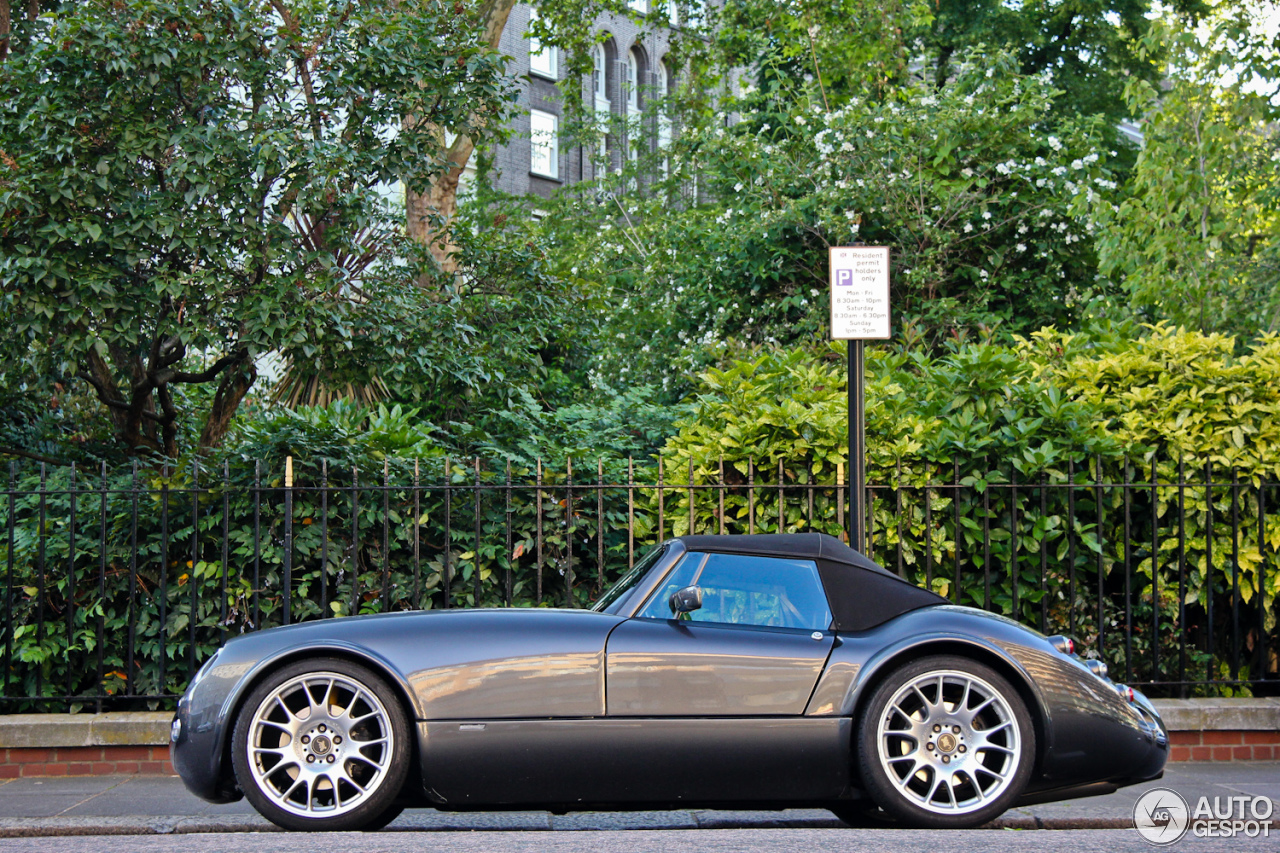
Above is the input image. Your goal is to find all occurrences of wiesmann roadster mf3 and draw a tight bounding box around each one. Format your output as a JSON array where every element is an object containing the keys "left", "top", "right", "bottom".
[{"left": 171, "top": 533, "right": 1167, "bottom": 831}]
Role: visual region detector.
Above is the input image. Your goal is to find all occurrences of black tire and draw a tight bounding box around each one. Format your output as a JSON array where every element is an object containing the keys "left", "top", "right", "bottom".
[
  {"left": 828, "top": 801, "right": 894, "bottom": 828},
  {"left": 856, "top": 655, "right": 1034, "bottom": 829},
  {"left": 232, "top": 657, "right": 412, "bottom": 831},
  {"left": 361, "top": 804, "right": 406, "bottom": 831}
]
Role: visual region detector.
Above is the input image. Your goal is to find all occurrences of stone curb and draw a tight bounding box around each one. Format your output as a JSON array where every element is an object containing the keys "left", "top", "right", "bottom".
[
  {"left": 1151, "top": 698, "right": 1280, "bottom": 732},
  {"left": 0, "top": 815, "right": 1130, "bottom": 838},
  {"left": 0, "top": 714, "right": 173, "bottom": 750}
]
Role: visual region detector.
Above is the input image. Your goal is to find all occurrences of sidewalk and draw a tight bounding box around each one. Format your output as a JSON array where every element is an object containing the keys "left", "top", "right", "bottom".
[{"left": 0, "top": 762, "right": 1276, "bottom": 837}]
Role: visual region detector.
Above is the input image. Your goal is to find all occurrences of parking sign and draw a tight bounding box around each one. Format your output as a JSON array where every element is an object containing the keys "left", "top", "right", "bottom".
[{"left": 829, "top": 246, "right": 890, "bottom": 339}]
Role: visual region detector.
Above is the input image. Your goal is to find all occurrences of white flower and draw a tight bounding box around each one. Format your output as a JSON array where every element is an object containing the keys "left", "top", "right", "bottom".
[
  {"left": 734, "top": 182, "right": 744, "bottom": 192},
  {"left": 979, "top": 269, "right": 989, "bottom": 279},
  {"left": 840, "top": 141, "right": 854, "bottom": 152},
  {"left": 985, "top": 68, "right": 994, "bottom": 78},
  {"left": 1071, "top": 159, "right": 1084, "bottom": 170},
  {"left": 964, "top": 222, "right": 974, "bottom": 233},
  {"left": 794, "top": 115, "right": 807, "bottom": 126},
  {"left": 1047, "top": 136, "right": 1062, "bottom": 151},
  {"left": 961, "top": 168, "right": 974, "bottom": 178},
  {"left": 982, "top": 210, "right": 992, "bottom": 220},
  {"left": 1016, "top": 243, "right": 1027, "bottom": 252},
  {"left": 845, "top": 210, "right": 858, "bottom": 220}
]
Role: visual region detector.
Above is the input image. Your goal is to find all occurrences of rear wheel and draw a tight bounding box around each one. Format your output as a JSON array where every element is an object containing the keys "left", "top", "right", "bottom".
[
  {"left": 857, "top": 655, "right": 1034, "bottom": 828},
  {"left": 232, "top": 658, "right": 411, "bottom": 831}
]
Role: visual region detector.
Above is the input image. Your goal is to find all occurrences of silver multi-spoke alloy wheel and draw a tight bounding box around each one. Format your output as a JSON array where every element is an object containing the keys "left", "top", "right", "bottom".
[
  {"left": 877, "top": 669, "right": 1019, "bottom": 814},
  {"left": 232, "top": 658, "right": 410, "bottom": 831},
  {"left": 857, "top": 655, "right": 1034, "bottom": 828}
]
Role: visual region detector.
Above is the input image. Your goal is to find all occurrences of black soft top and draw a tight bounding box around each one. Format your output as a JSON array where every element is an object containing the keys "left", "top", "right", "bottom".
[{"left": 676, "top": 533, "right": 945, "bottom": 632}]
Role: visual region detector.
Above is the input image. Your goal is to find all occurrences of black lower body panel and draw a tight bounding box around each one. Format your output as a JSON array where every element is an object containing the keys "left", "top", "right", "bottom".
[{"left": 419, "top": 717, "right": 852, "bottom": 807}]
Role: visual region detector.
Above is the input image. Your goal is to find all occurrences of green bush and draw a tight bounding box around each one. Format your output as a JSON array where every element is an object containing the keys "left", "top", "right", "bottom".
[{"left": 651, "top": 326, "right": 1280, "bottom": 692}]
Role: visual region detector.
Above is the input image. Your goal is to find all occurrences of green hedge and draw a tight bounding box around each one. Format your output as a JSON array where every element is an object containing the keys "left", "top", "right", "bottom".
[
  {"left": 2, "top": 326, "right": 1278, "bottom": 707},
  {"left": 652, "top": 325, "right": 1280, "bottom": 693}
]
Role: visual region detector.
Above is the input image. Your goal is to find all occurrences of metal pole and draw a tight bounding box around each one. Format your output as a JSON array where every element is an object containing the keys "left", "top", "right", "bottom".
[{"left": 849, "top": 340, "right": 866, "bottom": 553}]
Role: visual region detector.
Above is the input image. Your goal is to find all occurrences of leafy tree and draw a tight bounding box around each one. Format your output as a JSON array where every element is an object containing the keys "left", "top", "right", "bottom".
[
  {"left": 922, "top": 0, "right": 1210, "bottom": 128},
  {"left": 540, "top": 51, "right": 1117, "bottom": 400},
  {"left": 0, "top": 0, "right": 511, "bottom": 457},
  {"left": 1093, "top": 4, "right": 1280, "bottom": 335}
]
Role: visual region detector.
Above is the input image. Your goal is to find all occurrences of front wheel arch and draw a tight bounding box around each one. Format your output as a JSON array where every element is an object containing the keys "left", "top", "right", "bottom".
[
  {"left": 849, "top": 640, "right": 1048, "bottom": 781},
  {"left": 218, "top": 646, "right": 421, "bottom": 801}
]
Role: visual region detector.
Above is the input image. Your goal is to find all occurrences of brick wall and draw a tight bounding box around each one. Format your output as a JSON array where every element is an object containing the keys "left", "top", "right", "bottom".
[
  {"left": 1168, "top": 730, "right": 1280, "bottom": 763},
  {"left": 0, "top": 746, "right": 173, "bottom": 779}
]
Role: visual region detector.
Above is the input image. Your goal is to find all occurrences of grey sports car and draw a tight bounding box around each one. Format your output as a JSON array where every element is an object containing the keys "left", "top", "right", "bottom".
[{"left": 170, "top": 533, "right": 1168, "bottom": 831}]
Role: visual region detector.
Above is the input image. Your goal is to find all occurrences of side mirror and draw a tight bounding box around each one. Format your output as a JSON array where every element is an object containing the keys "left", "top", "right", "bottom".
[{"left": 669, "top": 585, "right": 703, "bottom": 616}]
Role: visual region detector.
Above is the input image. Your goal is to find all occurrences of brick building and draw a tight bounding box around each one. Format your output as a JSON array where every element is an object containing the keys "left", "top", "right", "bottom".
[{"left": 486, "top": 1, "right": 682, "bottom": 200}]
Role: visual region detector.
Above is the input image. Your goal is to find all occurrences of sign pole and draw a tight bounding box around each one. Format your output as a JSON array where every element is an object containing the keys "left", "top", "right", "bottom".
[
  {"left": 829, "top": 245, "right": 889, "bottom": 556},
  {"left": 849, "top": 340, "right": 865, "bottom": 553}
]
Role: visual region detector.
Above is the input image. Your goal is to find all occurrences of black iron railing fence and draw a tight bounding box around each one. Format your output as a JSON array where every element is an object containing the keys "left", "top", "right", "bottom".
[{"left": 1, "top": 455, "right": 1277, "bottom": 711}]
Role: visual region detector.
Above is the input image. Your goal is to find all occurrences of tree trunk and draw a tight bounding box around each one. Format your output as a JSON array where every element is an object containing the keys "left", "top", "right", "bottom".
[
  {"left": 1, "top": 0, "right": 10, "bottom": 63},
  {"left": 407, "top": 0, "right": 518, "bottom": 275},
  {"left": 198, "top": 358, "right": 257, "bottom": 450}
]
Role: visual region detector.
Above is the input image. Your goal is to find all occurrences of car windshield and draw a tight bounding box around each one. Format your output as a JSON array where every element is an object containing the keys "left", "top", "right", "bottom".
[{"left": 591, "top": 544, "right": 666, "bottom": 614}]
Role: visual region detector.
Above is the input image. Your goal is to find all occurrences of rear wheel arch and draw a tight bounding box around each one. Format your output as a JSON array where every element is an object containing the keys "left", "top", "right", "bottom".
[
  {"left": 849, "top": 639, "right": 1049, "bottom": 776},
  {"left": 218, "top": 646, "right": 421, "bottom": 797}
]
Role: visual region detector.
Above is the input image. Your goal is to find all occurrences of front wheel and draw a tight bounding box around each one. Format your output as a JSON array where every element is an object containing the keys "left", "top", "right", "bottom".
[
  {"left": 856, "top": 655, "right": 1034, "bottom": 829},
  {"left": 232, "top": 657, "right": 411, "bottom": 831}
]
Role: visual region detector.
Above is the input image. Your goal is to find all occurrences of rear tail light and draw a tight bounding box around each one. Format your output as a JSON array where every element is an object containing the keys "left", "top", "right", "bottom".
[
  {"left": 1116, "top": 684, "right": 1135, "bottom": 703},
  {"left": 1048, "top": 635, "right": 1075, "bottom": 656},
  {"left": 1085, "top": 659, "right": 1108, "bottom": 679}
]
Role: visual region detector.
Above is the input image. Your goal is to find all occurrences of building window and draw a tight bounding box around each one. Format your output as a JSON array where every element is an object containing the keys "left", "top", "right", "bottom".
[
  {"left": 628, "top": 0, "right": 647, "bottom": 12},
  {"left": 528, "top": 9, "right": 557, "bottom": 80},
  {"left": 657, "top": 61, "right": 672, "bottom": 176},
  {"left": 626, "top": 49, "right": 642, "bottom": 165},
  {"left": 626, "top": 50, "right": 640, "bottom": 114},
  {"left": 657, "top": 0, "right": 677, "bottom": 25},
  {"left": 529, "top": 109, "right": 559, "bottom": 178},
  {"left": 593, "top": 43, "right": 612, "bottom": 161}
]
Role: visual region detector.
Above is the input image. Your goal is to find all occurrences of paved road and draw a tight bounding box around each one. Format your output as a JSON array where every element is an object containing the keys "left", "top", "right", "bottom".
[
  {"left": 0, "top": 762, "right": 1277, "bottom": 851},
  {"left": 0, "top": 829, "right": 1269, "bottom": 853}
]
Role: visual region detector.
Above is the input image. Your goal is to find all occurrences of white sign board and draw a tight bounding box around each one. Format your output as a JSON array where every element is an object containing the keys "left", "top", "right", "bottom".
[{"left": 829, "top": 246, "right": 891, "bottom": 340}]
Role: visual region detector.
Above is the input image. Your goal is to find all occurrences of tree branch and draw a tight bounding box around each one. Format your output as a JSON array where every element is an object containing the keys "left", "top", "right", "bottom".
[
  {"left": 167, "top": 350, "right": 248, "bottom": 385},
  {"left": 0, "top": 446, "right": 67, "bottom": 466}
]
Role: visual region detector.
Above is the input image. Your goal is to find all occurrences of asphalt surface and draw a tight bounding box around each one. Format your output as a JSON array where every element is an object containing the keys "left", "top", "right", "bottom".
[
  {"left": 0, "top": 829, "right": 1267, "bottom": 853},
  {"left": 0, "top": 762, "right": 1276, "bottom": 838}
]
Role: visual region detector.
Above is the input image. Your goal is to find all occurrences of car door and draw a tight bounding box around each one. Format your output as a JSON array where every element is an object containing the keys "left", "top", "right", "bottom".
[
  {"left": 606, "top": 551, "right": 836, "bottom": 715},
  {"left": 599, "top": 551, "right": 849, "bottom": 802}
]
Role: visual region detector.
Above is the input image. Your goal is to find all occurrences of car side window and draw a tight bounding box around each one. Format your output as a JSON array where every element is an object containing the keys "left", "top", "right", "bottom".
[{"left": 636, "top": 552, "right": 832, "bottom": 631}]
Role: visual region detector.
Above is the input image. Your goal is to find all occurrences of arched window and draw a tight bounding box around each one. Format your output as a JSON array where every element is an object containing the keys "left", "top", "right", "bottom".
[
  {"left": 657, "top": 60, "right": 672, "bottom": 176},
  {"left": 593, "top": 43, "right": 612, "bottom": 162},
  {"left": 626, "top": 48, "right": 644, "bottom": 167},
  {"left": 626, "top": 50, "right": 640, "bottom": 115},
  {"left": 593, "top": 44, "right": 608, "bottom": 103}
]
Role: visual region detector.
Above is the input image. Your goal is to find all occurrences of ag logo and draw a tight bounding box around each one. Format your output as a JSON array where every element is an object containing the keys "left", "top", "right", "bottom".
[{"left": 1134, "top": 787, "right": 1190, "bottom": 845}]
